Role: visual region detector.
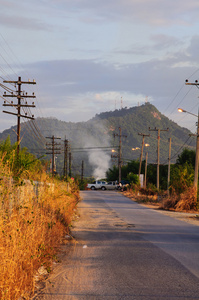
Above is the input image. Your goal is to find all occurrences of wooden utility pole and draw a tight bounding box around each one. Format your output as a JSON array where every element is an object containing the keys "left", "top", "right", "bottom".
[
  {"left": 138, "top": 133, "right": 150, "bottom": 184},
  {"left": 119, "top": 127, "right": 122, "bottom": 183},
  {"left": 167, "top": 138, "right": 171, "bottom": 196},
  {"left": 114, "top": 127, "right": 127, "bottom": 183},
  {"left": 149, "top": 127, "right": 169, "bottom": 190},
  {"left": 69, "top": 152, "right": 72, "bottom": 177},
  {"left": 81, "top": 160, "right": 84, "bottom": 182},
  {"left": 185, "top": 80, "right": 199, "bottom": 197},
  {"left": 63, "top": 139, "right": 68, "bottom": 178},
  {"left": 3, "top": 76, "right": 36, "bottom": 156},
  {"left": 46, "top": 136, "right": 61, "bottom": 177},
  {"left": 194, "top": 114, "right": 199, "bottom": 192},
  {"left": 144, "top": 152, "right": 148, "bottom": 189},
  {"left": 189, "top": 112, "right": 199, "bottom": 192}
]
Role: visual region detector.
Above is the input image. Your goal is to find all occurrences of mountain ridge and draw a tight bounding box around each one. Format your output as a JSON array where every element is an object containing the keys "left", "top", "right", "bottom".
[{"left": 0, "top": 103, "right": 195, "bottom": 178}]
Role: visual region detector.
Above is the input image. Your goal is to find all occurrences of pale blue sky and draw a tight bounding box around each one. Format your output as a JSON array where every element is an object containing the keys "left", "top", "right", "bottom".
[{"left": 1, "top": 0, "right": 199, "bottom": 133}]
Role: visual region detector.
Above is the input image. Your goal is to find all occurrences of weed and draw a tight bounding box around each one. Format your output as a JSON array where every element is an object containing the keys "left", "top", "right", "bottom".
[{"left": 0, "top": 156, "right": 80, "bottom": 300}]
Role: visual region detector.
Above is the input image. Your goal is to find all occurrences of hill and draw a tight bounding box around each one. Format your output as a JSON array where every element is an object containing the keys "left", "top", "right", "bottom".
[{"left": 0, "top": 103, "right": 195, "bottom": 178}]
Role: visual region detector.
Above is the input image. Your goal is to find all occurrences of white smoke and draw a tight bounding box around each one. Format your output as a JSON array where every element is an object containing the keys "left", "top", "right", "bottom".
[
  {"left": 81, "top": 120, "right": 112, "bottom": 180},
  {"left": 88, "top": 150, "right": 111, "bottom": 180}
]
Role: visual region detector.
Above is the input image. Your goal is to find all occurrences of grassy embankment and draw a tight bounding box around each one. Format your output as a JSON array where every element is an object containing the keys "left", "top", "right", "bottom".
[
  {"left": 0, "top": 159, "right": 80, "bottom": 300},
  {"left": 123, "top": 186, "right": 198, "bottom": 212}
]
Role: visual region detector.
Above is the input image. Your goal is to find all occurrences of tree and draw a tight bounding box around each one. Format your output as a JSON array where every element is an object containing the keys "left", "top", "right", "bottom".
[
  {"left": 176, "top": 148, "right": 195, "bottom": 168},
  {"left": 170, "top": 162, "right": 194, "bottom": 194},
  {"left": 0, "top": 137, "right": 44, "bottom": 180},
  {"left": 106, "top": 160, "right": 139, "bottom": 184},
  {"left": 106, "top": 165, "right": 118, "bottom": 181}
]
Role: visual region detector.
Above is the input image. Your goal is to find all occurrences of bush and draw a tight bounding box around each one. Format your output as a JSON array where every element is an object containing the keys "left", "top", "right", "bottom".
[
  {"left": 139, "top": 183, "right": 158, "bottom": 196},
  {"left": 170, "top": 162, "right": 194, "bottom": 195},
  {"left": 161, "top": 187, "right": 197, "bottom": 211}
]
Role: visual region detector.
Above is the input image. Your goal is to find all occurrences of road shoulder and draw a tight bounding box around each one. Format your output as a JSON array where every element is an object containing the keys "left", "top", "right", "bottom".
[{"left": 122, "top": 191, "right": 199, "bottom": 226}]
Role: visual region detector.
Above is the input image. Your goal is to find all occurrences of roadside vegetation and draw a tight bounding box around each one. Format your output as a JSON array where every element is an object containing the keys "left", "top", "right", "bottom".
[
  {"left": 0, "top": 137, "right": 80, "bottom": 300},
  {"left": 106, "top": 148, "right": 198, "bottom": 212}
]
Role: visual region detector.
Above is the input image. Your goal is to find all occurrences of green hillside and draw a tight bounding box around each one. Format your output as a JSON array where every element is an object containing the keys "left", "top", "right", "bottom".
[{"left": 0, "top": 103, "right": 195, "bottom": 178}]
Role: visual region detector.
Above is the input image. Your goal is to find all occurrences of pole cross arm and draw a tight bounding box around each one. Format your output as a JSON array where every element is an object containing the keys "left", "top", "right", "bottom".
[
  {"left": 3, "top": 110, "right": 34, "bottom": 120},
  {"left": 149, "top": 127, "right": 169, "bottom": 132},
  {"left": 3, "top": 80, "right": 36, "bottom": 85},
  {"left": 3, "top": 104, "right": 35, "bottom": 108},
  {"left": 185, "top": 79, "right": 199, "bottom": 89},
  {"left": 3, "top": 94, "right": 36, "bottom": 99},
  {"left": 138, "top": 133, "right": 150, "bottom": 137},
  {"left": 46, "top": 152, "right": 61, "bottom": 155}
]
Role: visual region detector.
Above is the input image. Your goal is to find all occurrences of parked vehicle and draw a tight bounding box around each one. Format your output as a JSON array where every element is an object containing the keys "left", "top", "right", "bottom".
[
  {"left": 87, "top": 181, "right": 107, "bottom": 190},
  {"left": 104, "top": 181, "right": 118, "bottom": 190},
  {"left": 86, "top": 181, "right": 118, "bottom": 190},
  {"left": 117, "top": 180, "right": 130, "bottom": 190}
]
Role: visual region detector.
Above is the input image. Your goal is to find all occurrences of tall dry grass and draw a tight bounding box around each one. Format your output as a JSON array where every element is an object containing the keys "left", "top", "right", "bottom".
[
  {"left": 124, "top": 184, "right": 198, "bottom": 212},
  {"left": 160, "top": 186, "right": 197, "bottom": 211},
  {"left": 0, "top": 159, "right": 79, "bottom": 299}
]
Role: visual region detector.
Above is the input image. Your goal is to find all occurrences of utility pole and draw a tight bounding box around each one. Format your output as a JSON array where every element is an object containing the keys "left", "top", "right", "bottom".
[
  {"left": 69, "top": 151, "right": 72, "bottom": 177},
  {"left": 138, "top": 133, "right": 150, "bottom": 185},
  {"left": 81, "top": 160, "right": 84, "bottom": 182},
  {"left": 185, "top": 79, "right": 199, "bottom": 196},
  {"left": 144, "top": 152, "right": 148, "bottom": 189},
  {"left": 149, "top": 127, "right": 169, "bottom": 190},
  {"left": 194, "top": 113, "right": 199, "bottom": 192},
  {"left": 46, "top": 136, "right": 61, "bottom": 177},
  {"left": 189, "top": 111, "right": 199, "bottom": 192},
  {"left": 63, "top": 139, "right": 68, "bottom": 178},
  {"left": 167, "top": 138, "right": 171, "bottom": 196},
  {"left": 2, "top": 76, "right": 36, "bottom": 156},
  {"left": 114, "top": 127, "right": 127, "bottom": 183}
]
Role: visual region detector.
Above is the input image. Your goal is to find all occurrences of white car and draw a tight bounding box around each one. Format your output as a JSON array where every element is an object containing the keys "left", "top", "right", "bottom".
[{"left": 87, "top": 181, "right": 107, "bottom": 190}]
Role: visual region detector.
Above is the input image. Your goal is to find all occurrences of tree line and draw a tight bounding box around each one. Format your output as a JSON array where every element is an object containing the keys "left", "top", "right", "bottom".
[{"left": 106, "top": 148, "right": 195, "bottom": 195}]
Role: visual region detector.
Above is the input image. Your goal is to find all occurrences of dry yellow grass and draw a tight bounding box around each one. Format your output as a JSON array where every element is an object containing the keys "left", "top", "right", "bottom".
[
  {"left": 0, "top": 163, "right": 79, "bottom": 299},
  {"left": 124, "top": 186, "right": 198, "bottom": 212},
  {"left": 160, "top": 187, "right": 197, "bottom": 212}
]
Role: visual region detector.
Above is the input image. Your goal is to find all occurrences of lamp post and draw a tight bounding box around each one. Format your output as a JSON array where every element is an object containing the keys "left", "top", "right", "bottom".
[
  {"left": 178, "top": 108, "right": 199, "bottom": 195},
  {"left": 144, "top": 144, "right": 150, "bottom": 188},
  {"left": 138, "top": 133, "right": 150, "bottom": 185}
]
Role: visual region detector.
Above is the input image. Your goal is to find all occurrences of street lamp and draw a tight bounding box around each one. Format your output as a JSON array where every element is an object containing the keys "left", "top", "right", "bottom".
[
  {"left": 178, "top": 108, "right": 197, "bottom": 118},
  {"left": 178, "top": 107, "right": 199, "bottom": 195},
  {"left": 132, "top": 147, "right": 140, "bottom": 151}
]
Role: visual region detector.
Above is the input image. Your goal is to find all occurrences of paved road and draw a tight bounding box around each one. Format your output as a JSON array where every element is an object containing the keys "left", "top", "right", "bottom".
[{"left": 34, "top": 191, "right": 199, "bottom": 300}]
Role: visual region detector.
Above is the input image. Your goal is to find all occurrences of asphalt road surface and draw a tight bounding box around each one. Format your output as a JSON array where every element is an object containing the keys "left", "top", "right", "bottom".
[{"left": 34, "top": 191, "right": 199, "bottom": 300}]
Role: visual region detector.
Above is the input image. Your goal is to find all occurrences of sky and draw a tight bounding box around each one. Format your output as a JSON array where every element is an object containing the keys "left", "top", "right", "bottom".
[{"left": 1, "top": 0, "right": 199, "bottom": 135}]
